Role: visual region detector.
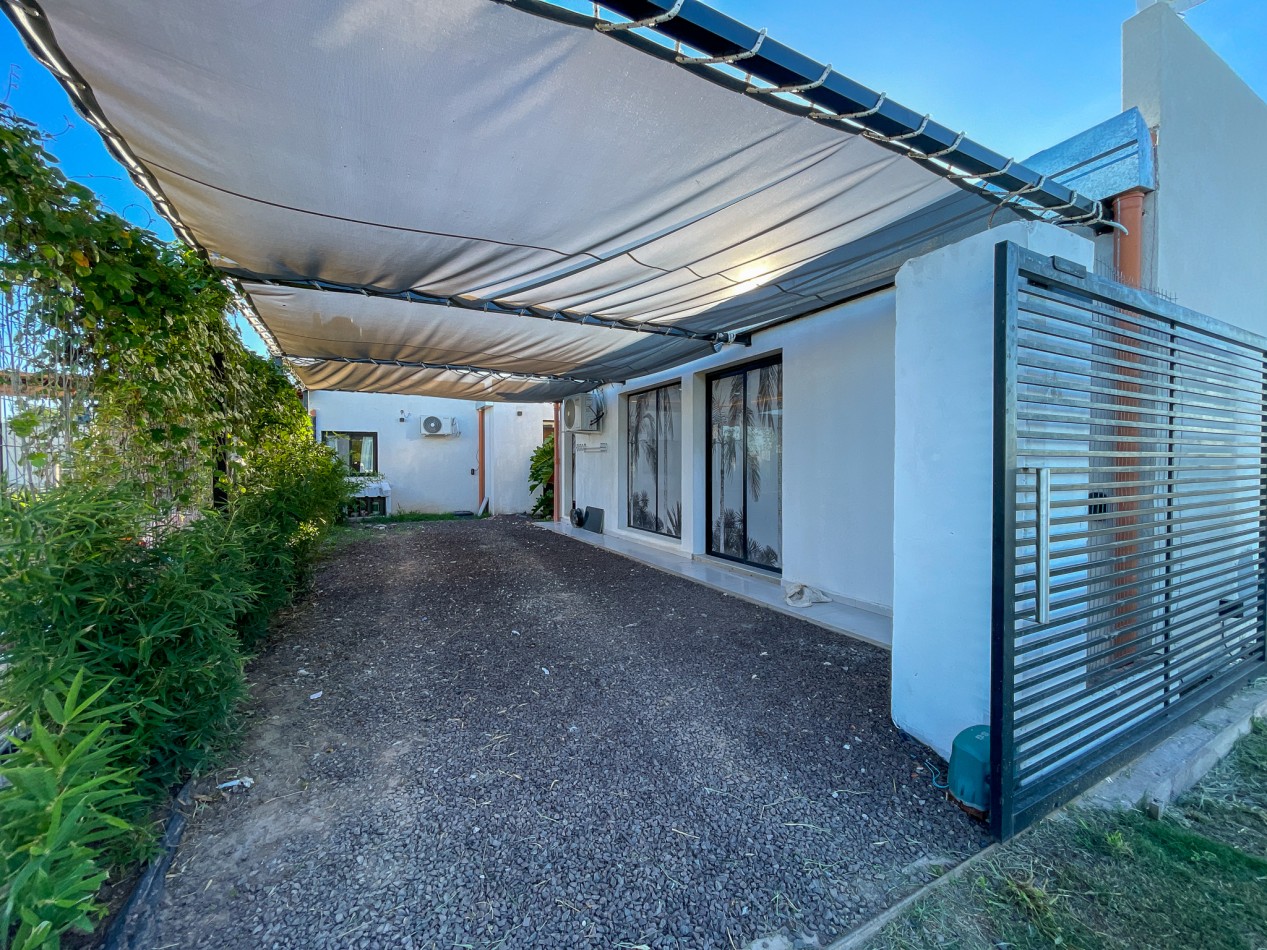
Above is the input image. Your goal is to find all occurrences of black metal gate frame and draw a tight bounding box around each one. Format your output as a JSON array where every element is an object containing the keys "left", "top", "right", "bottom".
[{"left": 990, "top": 240, "right": 1267, "bottom": 840}]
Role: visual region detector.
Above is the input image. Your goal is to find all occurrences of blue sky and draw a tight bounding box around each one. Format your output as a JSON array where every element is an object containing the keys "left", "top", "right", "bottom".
[{"left": 0, "top": 0, "right": 1262, "bottom": 347}]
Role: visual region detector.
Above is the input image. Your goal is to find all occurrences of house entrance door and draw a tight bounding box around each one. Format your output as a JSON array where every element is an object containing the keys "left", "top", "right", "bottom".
[{"left": 707, "top": 357, "right": 783, "bottom": 571}]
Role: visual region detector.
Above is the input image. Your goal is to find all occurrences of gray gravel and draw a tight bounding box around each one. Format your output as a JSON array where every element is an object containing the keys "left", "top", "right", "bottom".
[{"left": 152, "top": 517, "right": 984, "bottom": 949}]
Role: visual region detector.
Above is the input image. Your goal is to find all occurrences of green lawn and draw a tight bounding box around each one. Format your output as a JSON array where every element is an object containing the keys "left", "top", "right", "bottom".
[
  {"left": 324, "top": 511, "right": 489, "bottom": 550},
  {"left": 350, "top": 511, "right": 467, "bottom": 524},
  {"left": 869, "top": 719, "right": 1267, "bottom": 950}
]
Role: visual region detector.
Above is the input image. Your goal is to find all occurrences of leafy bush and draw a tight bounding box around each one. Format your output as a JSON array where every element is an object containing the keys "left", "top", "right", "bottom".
[
  {"left": 0, "top": 102, "right": 354, "bottom": 948},
  {"left": 528, "top": 435, "right": 555, "bottom": 520},
  {"left": 0, "top": 454, "right": 349, "bottom": 947},
  {"left": 231, "top": 418, "right": 353, "bottom": 646},
  {"left": 0, "top": 487, "right": 250, "bottom": 797},
  {"left": 0, "top": 673, "right": 141, "bottom": 948}
]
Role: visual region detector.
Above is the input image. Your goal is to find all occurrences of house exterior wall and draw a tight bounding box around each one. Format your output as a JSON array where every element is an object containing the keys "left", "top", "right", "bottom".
[
  {"left": 564, "top": 287, "right": 897, "bottom": 614},
  {"left": 486, "top": 403, "right": 554, "bottom": 515},
  {"left": 1123, "top": 3, "right": 1267, "bottom": 329},
  {"left": 890, "top": 220, "right": 1097, "bottom": 759},
  {"left": 309, "top": 390, "right": 479, "bottom": 513},
  {"left": 309, "top": 391, "right": 552, "bottom": 515}
]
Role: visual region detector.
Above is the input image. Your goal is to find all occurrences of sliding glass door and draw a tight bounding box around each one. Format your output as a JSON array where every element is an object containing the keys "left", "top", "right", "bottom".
[
  {"left": 708, "top": 357, "right": 782, "bottom": 570},
  {"left": 627, "top": 383, "right": 682, "bottom": 538}
]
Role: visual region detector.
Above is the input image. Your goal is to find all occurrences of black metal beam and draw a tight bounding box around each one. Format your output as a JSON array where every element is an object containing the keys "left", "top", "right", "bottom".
[
  {"left": 508, "top": 0, "right": 1110, "bottom": 231},
  {"left": 284, "top": 354, "right": 610, "bottom": 386},
  {"left": 241, "top": 275, "right": 751, "bottom": 346}
]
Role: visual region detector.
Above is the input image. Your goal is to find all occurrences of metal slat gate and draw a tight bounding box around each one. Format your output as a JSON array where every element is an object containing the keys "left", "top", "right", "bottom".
[{"left": 991, "top": 241, "right": 1267, "bottom": 839}]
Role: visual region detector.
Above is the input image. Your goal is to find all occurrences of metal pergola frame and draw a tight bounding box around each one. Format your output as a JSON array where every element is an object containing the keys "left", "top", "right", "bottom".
[
  {"left": 243, "top": 276, "right": 749, "bottom": 346},
  {"left": 3, "top": 0, "right": 1119, "bottom": 393},
  {"left": 286, "top": 355, "right": 610, "bottom": 386},
  {"left": 503, "top": 0, "right": 1116, "bottom": 232}
]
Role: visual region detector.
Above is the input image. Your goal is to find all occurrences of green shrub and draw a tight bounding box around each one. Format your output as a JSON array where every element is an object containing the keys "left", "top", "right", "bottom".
[
  {"left": 231, "top": 423, "right": 352, "bottom": 646},
  {"left": 0, "top": 487, "right": 248, "bottom": 796},
  {"left": 0, "top": 459, "right": 348, "bottom": 945},
  {"left": 528, "top": 435, "right": 555, "bottom": 520},
  {"left": 0, "top": 102, "right": 354, "bottom": 948},
  {"left": 0, "top": 672, "right": 141, "bottom": 949}
]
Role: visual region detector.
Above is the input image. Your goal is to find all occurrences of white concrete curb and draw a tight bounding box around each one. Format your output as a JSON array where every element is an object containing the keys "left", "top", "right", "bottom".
[{"left": 1077, "top": 676, "right": 1267, "bottom": 812}]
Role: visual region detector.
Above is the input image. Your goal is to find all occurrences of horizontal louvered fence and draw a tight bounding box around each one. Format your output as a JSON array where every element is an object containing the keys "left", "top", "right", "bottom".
[{"left": 991, "top": 242, "right": 1267, "bottom": 839}]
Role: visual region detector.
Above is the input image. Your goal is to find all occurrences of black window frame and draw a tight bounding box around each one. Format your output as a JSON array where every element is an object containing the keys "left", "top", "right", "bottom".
[
  {"left": 625, "top": 381, "right": 683, "bottom": 539},
  {"left": 322, "top": 430, "right": 379, "bottom": 474},
  {"left": 705, "top": 353, "right": 783, "bottom": 573}
]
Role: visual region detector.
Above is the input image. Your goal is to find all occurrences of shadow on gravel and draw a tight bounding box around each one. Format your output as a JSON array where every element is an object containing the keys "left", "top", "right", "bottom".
[{"left": 153, "top": 517, "right": 984, "bottom": 950}]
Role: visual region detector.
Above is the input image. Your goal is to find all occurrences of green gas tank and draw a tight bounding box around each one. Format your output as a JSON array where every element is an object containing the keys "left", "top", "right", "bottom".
[{"left": 948, "top": 725, "right": 990, "bottom": 817}]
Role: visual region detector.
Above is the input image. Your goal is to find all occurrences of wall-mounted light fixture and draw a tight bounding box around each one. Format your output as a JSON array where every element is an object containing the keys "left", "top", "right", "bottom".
[{"left": 398, "top": 409, "right": 407, "bottom": 423}]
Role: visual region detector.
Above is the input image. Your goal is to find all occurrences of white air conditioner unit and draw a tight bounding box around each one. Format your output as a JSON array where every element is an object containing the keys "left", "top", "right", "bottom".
[
  {"left": 421, "top": 415, "right": 459, "bottom": 437},
  {"left": 563, "top": 393, "right": 602, "bottom": 432}
]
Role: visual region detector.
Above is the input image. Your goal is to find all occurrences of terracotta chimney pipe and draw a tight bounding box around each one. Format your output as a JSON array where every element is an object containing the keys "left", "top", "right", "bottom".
[
  {"left": 1113, "top": 189, "right": 1147, "bottom": 289},
  {"left": 1107, "top": 188, "right": 1149, "bottom": 662}
]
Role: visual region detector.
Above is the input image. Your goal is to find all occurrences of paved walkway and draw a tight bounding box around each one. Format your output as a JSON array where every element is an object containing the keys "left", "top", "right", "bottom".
[{"left": 153, "top": 518, "right": 981, "bottom": 949}]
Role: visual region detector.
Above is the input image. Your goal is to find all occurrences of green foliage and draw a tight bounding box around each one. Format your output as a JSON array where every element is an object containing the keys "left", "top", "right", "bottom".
[
  {"left": 0, "top": 441, "right": 349, "bottom": 948},
  {"left": 0, "top": 104, "right": 317, "bottom": 508},
  {"left": 0, "top": 104, "right": 355, "bottom": 946},
  {"left": 0, "top": 673, "right": 141, "bottom": 949},
  {"left": 0, "top": 487, "right": 249, "bottom": 796},
  {"left": 528, "top": 435, "right": 555, "bottom": 519},
  {"left": 231, "top": 418, "right": 353, "bottom": 646},
  {"left": 352, "top": 511, "right": 461, "bottom": 524}
]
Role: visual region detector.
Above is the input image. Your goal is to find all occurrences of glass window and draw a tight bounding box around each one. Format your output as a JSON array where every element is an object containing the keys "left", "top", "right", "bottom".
[
  {"left": 708, "top": 358, "right": 782, "bottom": 570},
  {"left": 627, "top": 383, "right": 682, "bottom": 538},
  {"left": 322, "top": 430, "right": 377, "bottom": 473}
]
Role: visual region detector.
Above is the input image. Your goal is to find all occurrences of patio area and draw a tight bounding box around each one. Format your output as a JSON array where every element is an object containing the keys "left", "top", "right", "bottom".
[
  {"left": 537, "top": 521, "right": 893, "bottom": 650},
  {"left": 153, "top": 517, "right": 982, "bottom": 949}
]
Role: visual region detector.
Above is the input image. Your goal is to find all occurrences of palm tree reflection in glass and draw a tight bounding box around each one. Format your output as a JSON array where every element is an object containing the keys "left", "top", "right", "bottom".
[
  {"left": 627, "top": 385, "right": 682, "bottom": 538},
  {"left": 711, "top": 362, "right": 781, "bottom": 568}
]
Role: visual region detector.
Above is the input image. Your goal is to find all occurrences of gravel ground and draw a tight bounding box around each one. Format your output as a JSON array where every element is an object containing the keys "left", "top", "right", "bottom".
[{"left": 152, "top": 517, "right": 984, "bottom": 949}]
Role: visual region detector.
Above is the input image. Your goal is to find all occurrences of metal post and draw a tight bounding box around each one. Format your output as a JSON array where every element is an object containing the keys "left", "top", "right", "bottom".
[
  {"left": 991, "top": 241, "right": 1021, "bottom": 841},
  {"left": 553, "top": 401, "right": 562, "bottom": 523}
]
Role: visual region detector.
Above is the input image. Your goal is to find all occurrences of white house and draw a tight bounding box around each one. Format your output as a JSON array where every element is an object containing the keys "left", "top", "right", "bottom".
[
  {"left": 24, "top": 0, "right": 1265, "bottom": 839},
  {"left": 551, "top": 3, "right": 1267, "bottom": 833},
  {"left": 306, "top": 390, "right": 554, "bottom": 516}
]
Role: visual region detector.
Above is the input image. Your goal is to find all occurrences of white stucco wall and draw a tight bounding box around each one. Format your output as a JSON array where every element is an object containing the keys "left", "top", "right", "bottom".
[
  {"left": 486, "top": 403, "right": 554, "bottom": 515},
  {"left": 782, "top": 292, "right": 896, "bottom": 612},
  {"left": 309, "top": 391, "right": 552, "bottom": 514},
  {"left": 890, "top": 221, "right": 1096, "bottom": 759},
  {"left": 1124, "top": 3, "right": 1267, "bottom": 330},
  {"left": 564, "top": 288, "right": 897, "bottom": 614},
  {"left": 309, "top": 391, "right": 480, "bottom": 513}
]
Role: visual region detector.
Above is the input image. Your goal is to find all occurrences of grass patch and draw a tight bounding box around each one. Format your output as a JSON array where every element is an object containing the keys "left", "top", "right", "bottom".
[
  {"left": 325, "top": 511, "right": 481, "bottom": 550},
  {"left": 351, "top": 511, "right": 463, "bottom": 524},
  {"left": 871, "top": 719, "right": 1267, "bottom": 950}
]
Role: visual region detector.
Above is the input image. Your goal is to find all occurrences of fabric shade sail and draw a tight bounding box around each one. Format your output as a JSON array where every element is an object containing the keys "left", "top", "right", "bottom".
[{"left": 9, "top": 0, "right": 1061, "bottom": 399}]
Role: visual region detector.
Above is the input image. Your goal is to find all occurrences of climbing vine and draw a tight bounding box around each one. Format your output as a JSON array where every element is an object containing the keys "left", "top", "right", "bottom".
[
  {"left": 0, "top": 105, "right": 293, "bottom": 505},
  {"left": 0, "top": 105, "right": 352, "bottom": 947}
]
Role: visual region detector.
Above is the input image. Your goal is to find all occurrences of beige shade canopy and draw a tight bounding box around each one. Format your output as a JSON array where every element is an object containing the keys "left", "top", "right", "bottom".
[{"left": 6, "top": 0, "right": 1086, "bottom": 399}]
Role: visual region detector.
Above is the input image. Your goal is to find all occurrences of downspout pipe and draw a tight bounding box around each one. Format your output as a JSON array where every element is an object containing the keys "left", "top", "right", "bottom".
[
  {"left": 552, "top": 401, "right": 562, "bottom": 523},
  {"left": 1113, "top": 189, "right": 1147, "bottom": 288},
  {"left": 476, "top": 404, "right": 490, "bottom": 514}
]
